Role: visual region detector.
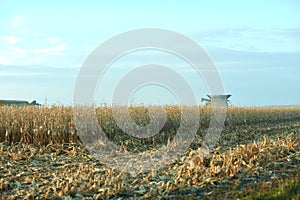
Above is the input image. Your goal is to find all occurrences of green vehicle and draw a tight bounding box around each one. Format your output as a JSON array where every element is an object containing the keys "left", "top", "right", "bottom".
[{"left": 0, "top": 100, "right": 41, "bottom": 106}]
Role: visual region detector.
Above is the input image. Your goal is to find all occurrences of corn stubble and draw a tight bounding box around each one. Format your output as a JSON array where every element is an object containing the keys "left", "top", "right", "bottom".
[{"left": 0, "top": 105, "right": 300, "bottom": 199}]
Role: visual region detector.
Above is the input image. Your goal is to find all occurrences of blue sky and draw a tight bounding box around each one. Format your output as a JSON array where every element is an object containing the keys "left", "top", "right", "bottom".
[{"left": 0, "top": 0, "right": 299, "bottom": 106}]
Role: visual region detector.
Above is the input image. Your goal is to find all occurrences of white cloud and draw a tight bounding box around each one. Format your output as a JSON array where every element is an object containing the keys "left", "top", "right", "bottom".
[
  {"left": 0, "top": 43, "right": 68, "bottom": 66},
  {"left": 0, "top": 51, "right": 26, "bottom": 65},
  {"left": 0, "top": 71, "right": 47, "bottom": 77},
  {"left": 1, "top": 36, "right": 21, "bottom": 45},
  {"left": 0, "top": 55, "right": 11, "bottom": 65},
  {"left": 11, "top": 16, "right": 24, "bottom": 27},
  {"left": 9, "top": 44, "right": 67, "bottom": 55},
  {"left": 194, "top": 28, "right": 300, "bottom": 53},
  {"left": 33, "top": 32, "right": 43, "bottom": 37},
  {"left": 83, "top": 44, "right": 96, "bottom": 52},
  {"left": 19, "top": 30, "right": 30, "bottom": 35},
  {"left": 48, "top": 37, "right": 61, "bottom": 44},
  {"left": 32, "top": 44, "right": 67, "bottom": 55}
]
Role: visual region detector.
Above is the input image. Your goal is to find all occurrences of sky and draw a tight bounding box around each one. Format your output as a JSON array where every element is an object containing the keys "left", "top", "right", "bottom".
[{"left": 0, "top": 0, "right": 300, "bottom": 106}]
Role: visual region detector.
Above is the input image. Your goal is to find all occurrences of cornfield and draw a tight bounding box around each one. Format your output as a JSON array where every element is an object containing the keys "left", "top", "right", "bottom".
[{"left": 0, "top": 105, "right": 300, "bottom": 199}]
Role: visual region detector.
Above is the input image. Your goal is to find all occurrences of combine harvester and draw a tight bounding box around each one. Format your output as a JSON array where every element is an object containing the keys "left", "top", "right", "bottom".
[
  {"left": 201, "top": 94, "right": 232, "bottom": 106},
  {"left": 0, "top": 99, "right": 41, "bottom": 106}
]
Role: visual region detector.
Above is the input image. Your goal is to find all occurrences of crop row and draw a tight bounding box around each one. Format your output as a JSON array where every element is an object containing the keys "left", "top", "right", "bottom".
[{"left": 0, "top": 105, "right": 300, "bottom": 147}]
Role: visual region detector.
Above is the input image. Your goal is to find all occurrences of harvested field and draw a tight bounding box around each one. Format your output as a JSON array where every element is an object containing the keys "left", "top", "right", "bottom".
[{"left": 0, "top": 106, "right": 300, "bottom": 199}]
